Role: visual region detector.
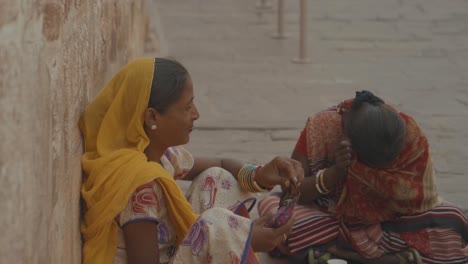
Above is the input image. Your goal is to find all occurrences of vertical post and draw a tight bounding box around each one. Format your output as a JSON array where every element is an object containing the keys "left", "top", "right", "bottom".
[
  {"left": 293, "top": 0, "right": 311, "bottom": 63},
  {"left": 256, "top": 0, "right": 272, "bottom": 11},
  {"left": 272, "top": 0, "right": 287, "bottom": 39}
]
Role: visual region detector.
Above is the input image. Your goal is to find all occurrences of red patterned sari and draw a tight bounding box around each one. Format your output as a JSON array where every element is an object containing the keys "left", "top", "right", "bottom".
[{"left": 258, "top": 100, "right": 468, "bottom": 263}]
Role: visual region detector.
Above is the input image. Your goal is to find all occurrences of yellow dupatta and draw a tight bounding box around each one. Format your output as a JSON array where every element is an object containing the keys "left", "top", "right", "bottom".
[{"left": 79, "top": 58, "right": 199, "bottom": 264}]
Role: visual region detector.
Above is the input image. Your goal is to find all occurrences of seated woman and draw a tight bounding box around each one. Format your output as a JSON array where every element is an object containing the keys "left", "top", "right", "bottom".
[
  {"left": 258, "top": 91, "right": 468, "bottom": 264},
  {"left": 79, "top": 57, "right": 304, "bottom": 264}
]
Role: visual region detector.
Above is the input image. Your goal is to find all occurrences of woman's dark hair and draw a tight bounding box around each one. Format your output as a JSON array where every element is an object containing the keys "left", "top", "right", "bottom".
[
  {"left": 343, "top": 90, "right": 406, "bottom": 166},
  {"left": 148, "top": 58, "right": 189, "bottom": 113}
]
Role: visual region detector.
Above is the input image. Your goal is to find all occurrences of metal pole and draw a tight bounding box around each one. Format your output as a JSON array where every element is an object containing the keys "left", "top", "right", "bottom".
[
  {"left": 256, "top": 0, "right": 272, "bottom": 11},
  {"left": 293, "top": 0, "right": 311, "bottom": 63},
  {"left": 272, "top": 0, "right": 287, "bottom": 39}
]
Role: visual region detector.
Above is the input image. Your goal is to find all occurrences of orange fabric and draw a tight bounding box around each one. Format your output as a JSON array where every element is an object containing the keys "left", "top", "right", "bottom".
[{"left": 305, "top": 100, "right": 440, "bottom": 224}]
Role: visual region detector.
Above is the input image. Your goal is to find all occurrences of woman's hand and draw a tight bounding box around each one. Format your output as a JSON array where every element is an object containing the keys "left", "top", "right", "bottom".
[
  {"left": 331, "top": 140, "right": 352, "bottom": 178},
  {"left": 250, "top": 212, "right": 296, "bottom": 252},
  {"left": 256, "top": 157, "right": 304, "bottom": 189}
]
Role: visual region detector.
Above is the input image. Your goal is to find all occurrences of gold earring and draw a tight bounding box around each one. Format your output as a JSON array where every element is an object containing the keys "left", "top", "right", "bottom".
[{"left": 151, "top": 124, "right": 157, "bottom": 130}]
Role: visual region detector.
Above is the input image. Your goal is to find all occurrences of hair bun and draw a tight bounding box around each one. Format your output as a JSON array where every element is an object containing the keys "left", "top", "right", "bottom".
[{"left": 352, "top": 90, "right": 384, "bottom": 110}]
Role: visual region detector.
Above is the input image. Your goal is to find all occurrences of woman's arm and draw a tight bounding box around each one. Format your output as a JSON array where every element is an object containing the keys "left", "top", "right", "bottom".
[
  {"left": 292, "top": 141, "right": 351, "bottom": 204},
  {"left": 291, "top": 150, "right": 321, "bottom": 203},
  {"left": 184, "top": 157, "right": 303, "bottom": 189},
  {"left": 184, "top": 157, "right": 243, "bottom": 181},
  {"left": 123, "top": 221, "right": 160, "bottom": 264}
]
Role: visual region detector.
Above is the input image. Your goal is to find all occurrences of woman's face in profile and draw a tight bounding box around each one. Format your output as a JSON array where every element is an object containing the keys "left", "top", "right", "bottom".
[{"left": 155, "top": 76, "right": 200, "bottom": 146}]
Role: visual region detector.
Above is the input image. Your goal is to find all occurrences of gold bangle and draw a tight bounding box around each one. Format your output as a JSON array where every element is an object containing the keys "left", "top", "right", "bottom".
[
  {"left": 315, "top": 183, "right": 325, "bottom": 194},
  {"left": 238, "top": 165, "right": 262, "bottom": 192},
  {"left": 252, "top": 166, "right": 272, "bottom": 192},
  {"left": 315, "top": 170, "right": 325, "bottom": 194},
  {"left": 318, "top": 169, "right": 330, "bottom": 194}
]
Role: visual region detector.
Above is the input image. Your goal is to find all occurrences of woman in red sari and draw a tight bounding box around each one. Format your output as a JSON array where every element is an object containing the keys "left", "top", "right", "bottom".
[{"left": 258, "top": 91, "right": 468, "bottom": 264}]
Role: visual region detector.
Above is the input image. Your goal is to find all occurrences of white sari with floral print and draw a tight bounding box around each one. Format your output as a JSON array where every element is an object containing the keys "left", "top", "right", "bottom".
[{"left": 113, "top": 146, "right": 258, "bottom": 264}]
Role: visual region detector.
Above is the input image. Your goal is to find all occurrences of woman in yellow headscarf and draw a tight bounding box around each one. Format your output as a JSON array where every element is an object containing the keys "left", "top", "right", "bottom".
[{"left": 79, "top": 57, "right": 304, "bottom": 264}]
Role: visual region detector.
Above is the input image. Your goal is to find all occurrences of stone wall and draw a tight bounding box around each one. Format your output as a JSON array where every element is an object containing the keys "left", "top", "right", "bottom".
[{"left": 0, "top": 0, "right": 160, "bottom": 262}]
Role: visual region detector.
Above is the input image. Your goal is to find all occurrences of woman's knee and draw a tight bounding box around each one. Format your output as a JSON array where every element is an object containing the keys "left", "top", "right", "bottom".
[
  {"left": 193, "top": 167, "right": 239, "bottom": 189},
  {"left": 198, "top": 167, "right": 233, "bottom": 179},
  {"left": 258, "top": 195, "right": 281, "bottom": 216}
]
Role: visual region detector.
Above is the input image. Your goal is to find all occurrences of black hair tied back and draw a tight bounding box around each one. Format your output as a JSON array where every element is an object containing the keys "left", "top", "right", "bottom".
[
  {"left": 345, "top": 90, "right": 405, "bottom": 166},
  {"left": 351, "top": 90, "right": 385, "bottom": 110}
]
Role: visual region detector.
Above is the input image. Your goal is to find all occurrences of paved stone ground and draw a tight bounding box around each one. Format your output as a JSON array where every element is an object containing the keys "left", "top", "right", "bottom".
[{"left": 151, "top": 0, "right": 468, "bottom": 262}]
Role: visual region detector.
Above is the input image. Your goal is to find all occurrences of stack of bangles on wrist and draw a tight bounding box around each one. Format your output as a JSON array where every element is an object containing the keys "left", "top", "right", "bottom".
[
  {"left": 238, "top": 165, "right": 273, "bottom": 193},
  {"left": 315, "top": 169, "right": 330, "bottom": 195}
]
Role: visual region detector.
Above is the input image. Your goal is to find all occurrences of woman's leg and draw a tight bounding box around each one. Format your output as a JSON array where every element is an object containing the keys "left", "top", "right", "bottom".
[
  {"left": 258, "top": 194, "right": 340, "bottom": 256},
  {"left": 325, "top": 245, "right": 421, "bottom": 264},
  {"left": 171, "top": 207, "right": 259, "bottom": 264},
  {"left": 172, "top": 169, "right": 259, "bottom": 263},
  {"left": 185, "top": 167, "right": 256, "bottom": 216},
  {"left": 382, "top": 202, "right": 468, "bottom": 262}
]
